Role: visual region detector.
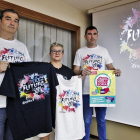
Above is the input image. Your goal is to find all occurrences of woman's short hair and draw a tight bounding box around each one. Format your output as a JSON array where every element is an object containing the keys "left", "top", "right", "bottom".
[{"left": 50, "top": 42, "right": 64, "bottom": 53}]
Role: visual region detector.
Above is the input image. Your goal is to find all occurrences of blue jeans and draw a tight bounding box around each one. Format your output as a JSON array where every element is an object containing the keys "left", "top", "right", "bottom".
[
  {"left": 0, "top": 108, "right": 13, "bottom": 140},
  {"left": 82, "top": 95, "right": 107, "bottom": 140}
]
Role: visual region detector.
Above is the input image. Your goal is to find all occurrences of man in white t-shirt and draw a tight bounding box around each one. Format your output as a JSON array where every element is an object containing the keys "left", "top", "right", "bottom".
[
  {"left": 0, "top": 9, "right": 31, "bottom": 140},
  {"left": 0, "top": 9, "right": 51, "bottom": 140},
  {"left": 73, "top": 26, "right": 121, "bottom": 140}
]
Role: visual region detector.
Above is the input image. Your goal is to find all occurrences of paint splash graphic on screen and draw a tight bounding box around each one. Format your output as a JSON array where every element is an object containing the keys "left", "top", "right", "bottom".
[
  {"left": 58, "top": 90, "right": 80, "bottom": 113},
  {"left": 18, "top": 73, "right": 50, "bottom": 104},
  {"left": 82, "top": 54, "right": 102, "bottom": 70},
  {"left": 120, "top": 7, "right": 140, "bottom": 68},
  {"left": 0, "top": 48, "right": 29, "bottom": 62}
]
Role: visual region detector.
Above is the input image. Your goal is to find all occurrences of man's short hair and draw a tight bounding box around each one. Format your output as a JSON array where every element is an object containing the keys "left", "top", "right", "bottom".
[
  {"left": 50, "top": 42, "right": 64, "bottom": 53},
  {"left": 85, "top": 26, "right": 98, "bottom": 35},
  {"left": 0, "top": 9, "right": 20, "bottom": 20}
]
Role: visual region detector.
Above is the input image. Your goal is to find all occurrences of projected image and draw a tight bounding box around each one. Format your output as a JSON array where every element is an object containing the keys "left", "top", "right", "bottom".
[{"left": 120, "top": 7, "right": 140, "bottom": 68}]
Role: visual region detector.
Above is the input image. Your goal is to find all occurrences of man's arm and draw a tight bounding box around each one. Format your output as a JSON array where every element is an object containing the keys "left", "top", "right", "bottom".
[
  {"left": 74, "top": 65, "right": 81, "bottom": 75},
  {"left": 0, "top": 61, "right": 9, "bottom": 73},
  {"left": 106, "top": 63, "right": 121, "bottom": 77}
]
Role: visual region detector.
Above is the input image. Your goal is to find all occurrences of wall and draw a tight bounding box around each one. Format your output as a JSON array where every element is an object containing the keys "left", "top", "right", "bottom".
[
  {"left": 91, "top": 118, "right": 140, "bottom": 140},
  {"left": 4, "top": 0, "right": 91, "bottom": 48},
  {"left": 91, "top": 1, "right": 140, "bottom": 139}
]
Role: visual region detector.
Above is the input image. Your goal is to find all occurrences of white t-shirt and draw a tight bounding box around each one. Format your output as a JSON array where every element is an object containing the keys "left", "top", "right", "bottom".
[
  {"left": 73, "top": 45, "right": 113, "bottom": 95},
  {"left": 0, "top": 37, "right": 31, "bottom": 108},
  {"left": 55, "top": 74, "right": 85, "bottom": 140}
]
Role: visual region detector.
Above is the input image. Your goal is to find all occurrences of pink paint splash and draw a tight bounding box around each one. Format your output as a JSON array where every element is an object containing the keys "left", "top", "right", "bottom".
[
  {"left": 39, "top": 94, "right": 45, "bottom": 99},
  {"left": 69, "top": 108, "right": 75, "bottom": 112},
  {"left": 19, "top": 75, "right": 30, "bottom": 89},
  {"left": 87, "top": 66, "right": 98, "bottom": 70},
  {"left": 63, "top": 106, "right": 69, "bottom": 111},
  {"left": 24, "top": 76, "right": 30, "bottom": 84},
  {"left": 62, "top": 106, "right": 75, "bottom": 112},
  {"left": 120, "top": 8, "right": 140, "bottom": 35},
  {"left": 29, "top": 93, "right": 34, "bottom": 99},
  {"left": 120, "top": 7, "right": 140, "bottom": 67},
  {"left": 0, "top": 48, "right": 9, "bottom": 57},
  {"left": 34, "top": 94, "right": 45, "bottom": 100},
  {"left": 59, "top": 90, "right": 66, "bottom": 99},
  {"left": 82, "top": 55, "right": 90, "bottom": 61}
]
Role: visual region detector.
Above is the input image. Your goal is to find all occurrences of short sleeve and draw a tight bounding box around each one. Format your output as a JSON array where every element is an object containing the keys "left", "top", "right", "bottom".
[
  {"left": 0, "top": 65, "right": 16, "bottom": 98},
  {"left": 24, "top": 45, "right": 31, "bottom": 62},
  {"left": 73, "top": 50, "right": 81, "bottom": 66},
  {"left": 105, "top": 49, "right": 113, "bottom": 64}
]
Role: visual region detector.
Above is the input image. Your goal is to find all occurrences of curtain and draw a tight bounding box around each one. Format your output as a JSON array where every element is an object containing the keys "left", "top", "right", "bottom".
[{"left": 15, "top": 18, "right": 72, "bottom": 68}]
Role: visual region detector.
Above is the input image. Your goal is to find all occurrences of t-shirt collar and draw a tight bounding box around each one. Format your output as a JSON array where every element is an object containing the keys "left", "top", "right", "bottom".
[{"left": 85, "top": 44, "right": 99, "bottom": 49}]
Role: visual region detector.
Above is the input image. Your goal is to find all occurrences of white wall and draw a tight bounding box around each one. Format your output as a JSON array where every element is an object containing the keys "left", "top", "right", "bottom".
[
  {"left": 92, "top": 1, "right": 140, "bottom": 127},
  {"left": 4, "top": 0, "right": 91, "bottom": 48}
]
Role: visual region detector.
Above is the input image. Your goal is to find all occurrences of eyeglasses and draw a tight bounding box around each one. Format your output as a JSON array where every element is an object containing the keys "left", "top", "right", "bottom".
[{"left": 51, "top": 50, "right": 64, "bottom": 54}]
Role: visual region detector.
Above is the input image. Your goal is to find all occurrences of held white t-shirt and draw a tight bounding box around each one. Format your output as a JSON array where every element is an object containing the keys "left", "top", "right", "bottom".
[
  {"left": 0, "top": 37, "right": 31, "bottom": 108},
  {"left": 73, "top": 45, "right": 113, "bottom": 95},
  {"left": 55, "top": 74, "right": 85, "bottom": 140}
]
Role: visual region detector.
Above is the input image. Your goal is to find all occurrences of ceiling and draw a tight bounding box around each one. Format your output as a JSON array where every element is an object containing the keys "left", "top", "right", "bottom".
[{"left": 58, "top": 0, "right": 139, "bottom": 13}]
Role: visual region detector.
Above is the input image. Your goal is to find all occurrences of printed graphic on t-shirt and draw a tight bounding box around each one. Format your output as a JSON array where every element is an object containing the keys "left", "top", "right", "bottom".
[
  {"left": 0, "top": 48, "right": 28, "bottom": 62},
  {"left": 82, "top": 54, "right": 102, "bottom": 70},
  {"left": 63, "top": 76, "right": 67, "bottom": 80},
  {"left": 58, "top": 90, "right": 80, "bottom": 113},
  {"left": 18, "top": 73, "right": 50, "bottom": 105}
]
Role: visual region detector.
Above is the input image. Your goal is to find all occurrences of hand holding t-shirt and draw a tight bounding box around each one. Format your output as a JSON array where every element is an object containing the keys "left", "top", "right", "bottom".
[{"left": 0, "top": 61, "right": 9, "bottom": 73}]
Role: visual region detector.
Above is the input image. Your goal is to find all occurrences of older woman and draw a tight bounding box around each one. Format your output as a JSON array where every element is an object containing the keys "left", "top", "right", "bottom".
[{"left": 49, "top": 42, "right": 75, "bottom": 79}]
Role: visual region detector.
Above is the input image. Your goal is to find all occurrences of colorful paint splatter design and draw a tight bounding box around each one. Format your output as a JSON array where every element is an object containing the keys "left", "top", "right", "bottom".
[
  {"left": 120, "top": 7, "right": 140, "bottom": 68},
  {"left": 0, "top": 48, "right": 28, "bottom": 62},
  {"left": 58, "top": 90, "right": 80, "bottom": 113},
  {"left": 82, "top": 54, "right": 102, "bottom": 70},
  {"left": 63, "top": 76, "right": 68, "bottom": 80},
  {"left": 18, "top": 73, "right": 50, "bottom": 105},
  {"left": 93, "top": 74, "right": 111, "bottom": 95},
  {"left": 90, "top": 71, "right": 116, "bottom": 106}
]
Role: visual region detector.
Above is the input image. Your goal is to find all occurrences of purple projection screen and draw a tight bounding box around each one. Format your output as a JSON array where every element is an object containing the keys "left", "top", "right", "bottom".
[{"left": 92, "top": 1, "right": 140, "bottom": 127}]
